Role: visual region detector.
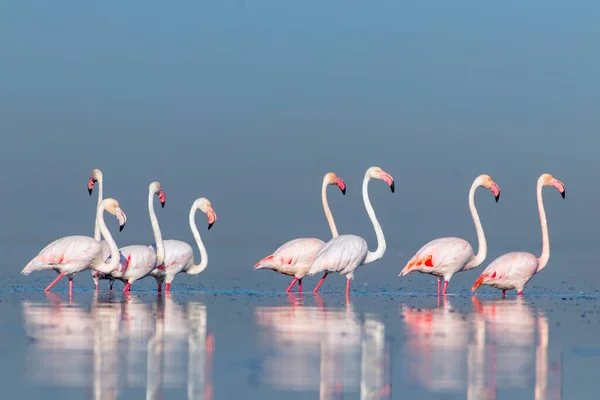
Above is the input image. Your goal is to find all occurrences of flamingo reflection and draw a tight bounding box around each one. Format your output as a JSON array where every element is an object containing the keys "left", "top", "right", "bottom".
[
  {"left": 21, "top": 293, "right": 213, "bottom": 399},
  {"left": 255, "top": 294, "right": 391, "bottom": 399}
]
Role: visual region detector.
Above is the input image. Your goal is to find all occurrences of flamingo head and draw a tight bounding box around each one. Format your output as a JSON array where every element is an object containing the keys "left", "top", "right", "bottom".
[
  {"left": 368, "top": 166, "right": 395, "bottom": 193},
  {"left": 102, "top": 198, "right": 127, "bottom": 231},
  {"left": 150, "top": 181, "right": 166, "bottom": 208},
  {"left": 88, "top": 168, "right": 103, "bottom": 195},
  {"left": 540, "top": 173, "right": 566, "bottom": 199},
  {"left": 478, "top": 174, "right": 501, "bottom": 202},
  {"left": 196, "top": 198, "right": 217, "bottom": 230},
  {"left": 325, "top": 172, "right": 346, "bottom": 195}
]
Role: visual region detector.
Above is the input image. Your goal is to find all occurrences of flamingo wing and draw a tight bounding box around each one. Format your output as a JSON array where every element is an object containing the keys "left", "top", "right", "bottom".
[
  {"left": 160, "top": 240, "right": 194, "bottom": 273},
  {"left": 307, "top": 234, "right": 369, "bottom": 276},
  {"left": 113, "top": 245, "right": 157, "bottom": 279},
  {"left": 255, "top": 238, "right": 325, "bottom": 277},
  {"left": 22, "top": 236, "right": 102, "bottom": 274}
]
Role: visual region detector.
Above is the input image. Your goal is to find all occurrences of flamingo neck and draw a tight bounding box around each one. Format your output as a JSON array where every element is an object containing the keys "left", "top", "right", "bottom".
[
  {"left": 464, "top": 180, "right": 487, "bottom": 270},
  {"left": 148, "top": 189, "right": 165, "bottom": 267},
  {"left": 363, "top": 174, "right": 386, "bottom": 265},
  {"left": 537, "top": 179, "right": 550, "bottom": 272},
  {"left": 322, "top": 179, "right": 339, "bottom": 238},
  {"left": 186, "top": 200, "right": 208, "bottom": 275},
  {"left": 95, "top": 203, "right": 120, "bottom": 273},
  {"left": 93, "top": 176, "right": 103, "bottom": 241}
]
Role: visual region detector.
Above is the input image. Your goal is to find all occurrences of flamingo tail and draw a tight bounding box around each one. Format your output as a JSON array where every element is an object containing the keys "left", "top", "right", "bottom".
[
  {"left": 22, "top": 260, "right": 55, "bottom": 275},
  {"left": 254, "top": 255, "right": 276, "bottom": 270}
]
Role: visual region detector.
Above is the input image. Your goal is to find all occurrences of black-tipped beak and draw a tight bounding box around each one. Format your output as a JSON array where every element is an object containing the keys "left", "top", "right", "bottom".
[
  {"left": 88, "top": 188, "right": 93, "bottom": 195},
  {"left": 160, "top": 201, "right": 165, "bottom": 208},
  {"left": 341, "top": 187, "right": 346, "bottom": 195},
  {"left": 495, "top": 193, "right": 500, "bottom": 202},
  {"left": 390, "top": 180, "right": 395, "bottom": 193},
  {"left": 561, "top": 190, "right": 565, "bottom": 199},
  {"left": 208, "top": 222, "right": 214, "bottom": 230},
  {"left": 119, "top": 224, "right": 125, "bottom": 232}
]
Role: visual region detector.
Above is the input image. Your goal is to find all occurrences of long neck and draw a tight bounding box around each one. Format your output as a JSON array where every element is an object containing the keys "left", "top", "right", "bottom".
[
  {"left": 186, "top": 204, "right": 208, "bottom": 275},
  {"left": 322, "top": 180, "right": 339, "bottom": 238},
  {"left": 93, "top": 177, "right": 103, "bottom": 241},
  {"left": 95, "top": 205, "right": 121, "bottom": 273},
  {"left": 464, "top": 181, "right": 487, "bottom": 270},
  {"left": 363, "top": 174, "right": 386, "bottom": 265},
  {"left": 537, "top": 181, "right": 550, "bottom": 272},
  {"left": 148, "top": 191, "right": 165, "bottom": 267}
]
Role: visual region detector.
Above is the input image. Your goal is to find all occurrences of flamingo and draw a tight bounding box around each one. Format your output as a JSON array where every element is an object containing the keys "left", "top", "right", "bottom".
[
  {"left": 148, "top": 197, "right": 217, "bottom": 292},
  {"left": 21, "top": 198, "right": 127, "bottom": 297},
  {"left": 106, "top": 182, "right": 166, "bottom": 292},
  {"left": 398, "top": 174, "right": 500, "bottom": 295},
  {"left": 471, "top": 173, "right": 565, "bottom": 296},
  {"left": 253, "top": 172, "right": 346, "bottom": 293},
  {"left": 87, "top": 168, "right": 114, "bottom": 290},
  {"left": 307, "top": 166, "right": 395, "bottom": 297}
]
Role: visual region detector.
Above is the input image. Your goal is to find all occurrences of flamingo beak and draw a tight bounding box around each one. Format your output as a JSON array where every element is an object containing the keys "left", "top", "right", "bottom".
[
  {"left": 158, "top": 190, "right": 166, "bottom": 208},
  {"left": 116, "top": 209, "right": 127, "bottom": 232},
  {"left": 336, "top": 178, "right": 346, "bottom": 195},
  {"left": 88, "top": 177, "right": 96, "bottom": 195},
  {"left": 490, "top": 181, "right": 500, "bottom": 202},
  {"left": 551, "top": 178, "right": 565, "bottom": 199},
  {"left": 380, "top": 171, "right": 395, "bottom": 193},
  {"left": 207, "top": 206, "right": 217, "bottom": 230}
]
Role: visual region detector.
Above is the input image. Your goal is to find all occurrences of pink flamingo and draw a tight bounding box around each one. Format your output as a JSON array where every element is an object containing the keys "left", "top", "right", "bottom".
[
  {"left": 399, "top": 174, "right": 500, "bottom": 295},
  {"left": 107, "top": 182, "right": 166, "bottom": 292},
  {"left": 149, "top": 197, "right": 217, "bottom": 292},
  {"left": 307, "top": 166, "right": 395, "bottom": 297},
  {"left": 87, "top": 168, "right": 114, "bottom": 290},
  {"left": 471, "top": 173, "right": 565, "bottom": 296},
  {"left": 253, "top": 172, "right": 346, "bottom": 293},
  {"left": 21, "top": 198, "right": 127, "bottom": 297}
]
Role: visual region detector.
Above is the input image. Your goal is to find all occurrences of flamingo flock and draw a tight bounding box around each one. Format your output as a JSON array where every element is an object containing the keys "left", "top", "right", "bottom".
[{"left": 21, "top": 166, "right": 565, "bottom": 299}]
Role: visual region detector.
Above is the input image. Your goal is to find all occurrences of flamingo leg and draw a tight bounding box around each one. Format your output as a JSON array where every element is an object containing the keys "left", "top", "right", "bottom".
[
  {"left": 346, "top": 278, "right": 351, "bottom": 296},
  {"left": 443, "top": 281, "right": 449, "bottom": 294},
  {"left": 165, "top": 283, "right": 171, "bottom": 292},
  {"left": 68, "top": 277, "right": 73, "bottom": 302},
  {"left": 123, "top": 282, "right": 131, "bottom": 292},
  {"left": 285, "top": 277, "right": 298, "bottom": 293},
  {"left": 502, "top": 290, "right": 506, "bottom": 298},
  {"left": 109, "top": 280, "right": 114, "bottom": 291},
  {"left": 298, "top": 279, "right": 303, "bottom": 293},
  {"left": 517, "top": 291, "right": 523, "bottom": 296},
  {"left": 45, "top": 272, "right": 65, "bottom": 292},
  {"left": 313, "top": 272, "right": 329, "bottom": 293},
  {"left": 437, "top": 279, "right": 441, "bottom": 295}
]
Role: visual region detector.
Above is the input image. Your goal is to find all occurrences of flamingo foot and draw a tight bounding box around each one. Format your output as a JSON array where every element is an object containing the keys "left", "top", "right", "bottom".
[
  {"left": 45, "top": 272, "right": 65, "bottom": 292},
  {"left": 313, "top": 272, "right": 329, "bottom": 294},
  {"left": 518, "top": 291, "right": 523, "bottom": 296},
  {"left": 285, "top": 277, "right": 298, "bottom": 293},
  {"left": 443, "top": 281, "right": 449, "bottom": 295},
  {"left": 123, "top": 283, "right": 131, "bottom": 292},
  {"left": 165, "top": 283, "right": 171, "bottom": 292}
]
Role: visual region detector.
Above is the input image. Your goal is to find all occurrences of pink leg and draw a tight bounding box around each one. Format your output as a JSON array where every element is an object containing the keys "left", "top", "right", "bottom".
[
  {"left": 518, "top": 291, "right": 523, "bottom": 296},
  {"left": 437, "top": 279, "right": 441, "bottom": 295},
  {"left": 123, "top": 282, "right": 131, "bottom": 292},
  {"left": 95, "top": 284, "right": 99, "bottom": 290},
  {"left": 165, "top": 283, "right": 171, "bottom": 292},
  {"left": 285, "top": 277, "right": 298, "bottom": 293},
  {"left": 346, "top": 279, "right": 351, "bottom": 296},
  {"left": 313, "top": 272, "right": 329, "bottom": 294},
  {"left": 443, "top": 281, "right": 449, "bottom": 295},
  {"left": 69, "top": 277, "right": 73, "bottom": 303},
  {"left": 157, "top": 283, "right": 162, "bottom": 293},
  {"left": 45, "top": 272, "right": 65, "bottom": 292},
  {"left": 298, "top": 279, "right": 303, "bottom": 293}
]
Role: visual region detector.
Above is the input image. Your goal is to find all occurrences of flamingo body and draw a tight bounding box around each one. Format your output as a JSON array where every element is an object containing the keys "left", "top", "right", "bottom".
[
  {"left": 109, "top": 245, "right": 158, "bottom": 288},
  {"left": 255, "top": 238, "right": 326, "bottom": 278},
  {"left": 91, "top": 240, "right": 114, "bottom": 288},
  {"left": 472, "top": 252, "right": 538, "bottom": 293},
  {"left": 402, "top": 237, "right": 473, "bottom": 281},
  {"left": 307, "top": 235, "right": 368, "bottom": 279},
  {"left": 23, "top": 236, "right": 107, "bottom": 276},
  {"left": 149, "top": 240, "right": 194, "bottom": 286}
]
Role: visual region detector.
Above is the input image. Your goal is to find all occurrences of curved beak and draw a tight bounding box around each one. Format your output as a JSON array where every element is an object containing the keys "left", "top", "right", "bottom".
[
  {"left": 551, "top": 178, "right": 565, "bottom": 199},
  {"left": 88, "top": 177, "right": 96, "bottom": 195},
  {"left": 207, "top": 206, "right": 217, "bottom": 230},
  {"left": 116, "top": 208, "right": 127, "bottom": 232},
  {"left": 490, "top": 181, "right": 500, "bottom": 202},
  {"left": 336, "top": 177, "right": 346, "bottom": 195},
  {"left": 158, "top": 190, "right": 166, "bottom": 208},
  {"left": 380, "top": 171, "right": 395, "bottom": 193}
]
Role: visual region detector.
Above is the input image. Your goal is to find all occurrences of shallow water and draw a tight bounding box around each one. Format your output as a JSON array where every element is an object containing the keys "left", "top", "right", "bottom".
[
  {"left": 2, "top": 289, "right": 600, "bottom": 398},
  {"left": 2, "top": 0, "right": 600, "bottom": 398}
]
